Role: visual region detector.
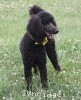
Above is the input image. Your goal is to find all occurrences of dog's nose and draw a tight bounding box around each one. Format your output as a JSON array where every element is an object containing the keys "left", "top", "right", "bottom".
[{"left": 55, "top": 30, "right": 59, "bottom": 34}]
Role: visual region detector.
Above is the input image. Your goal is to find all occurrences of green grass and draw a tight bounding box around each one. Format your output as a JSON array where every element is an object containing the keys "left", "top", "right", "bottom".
[{"left": 0, "top": 0, "right": 81, "bottom": 99}]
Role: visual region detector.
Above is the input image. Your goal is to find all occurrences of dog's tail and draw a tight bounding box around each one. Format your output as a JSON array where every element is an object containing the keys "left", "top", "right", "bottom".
[{"left": 29, "top": 5, "right": 43, "bottom": 15}]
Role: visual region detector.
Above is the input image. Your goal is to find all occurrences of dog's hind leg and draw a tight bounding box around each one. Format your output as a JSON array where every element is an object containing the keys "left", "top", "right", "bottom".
[
  {"left": 21, "top": 53, "right": 33, "bottom": 91},
  {"left": 24, "top": 65, "right": 32, "bottom": 91},
  {"left": 24, "top": 61, "right": 32, "bottom": 90}
]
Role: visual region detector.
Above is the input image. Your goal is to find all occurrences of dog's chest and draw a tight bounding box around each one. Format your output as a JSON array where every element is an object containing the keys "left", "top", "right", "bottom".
[
  {"left": 34, "top": 45, "right": 45, "bottom": 53},
  {"left": 29, "top": 43, "right": 46, "bottom": 55}
]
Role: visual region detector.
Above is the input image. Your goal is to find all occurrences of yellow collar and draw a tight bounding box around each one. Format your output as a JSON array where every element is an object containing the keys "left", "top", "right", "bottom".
[
  {"left": 35, "top": 37, "right": 48, "bottom": 45},
  {"left": 28, "top": 33, "right": 48, "bottom": 45}
]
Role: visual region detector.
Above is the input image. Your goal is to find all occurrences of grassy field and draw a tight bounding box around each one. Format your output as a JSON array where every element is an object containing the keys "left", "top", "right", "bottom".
[{"left": 0, "top": 0, "right": 81, "bottom": 99}]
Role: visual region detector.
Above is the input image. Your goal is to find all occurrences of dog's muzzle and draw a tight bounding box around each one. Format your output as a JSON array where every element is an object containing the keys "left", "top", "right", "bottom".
[
  {"left": 45, "top": 31, "right": 54, "bottom": 40},
  {"left": 44, "top": 23, "right": 59, "bottom": 40}
]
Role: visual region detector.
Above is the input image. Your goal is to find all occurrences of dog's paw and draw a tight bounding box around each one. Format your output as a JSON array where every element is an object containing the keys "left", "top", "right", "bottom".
[{"left": 55, "top": 65, "right": 61, "bottom": 72}]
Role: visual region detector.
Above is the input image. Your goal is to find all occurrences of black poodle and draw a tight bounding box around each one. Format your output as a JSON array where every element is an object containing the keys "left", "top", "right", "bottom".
[{"left": 20, "top": 5, "right": 61, "bottom": 90}]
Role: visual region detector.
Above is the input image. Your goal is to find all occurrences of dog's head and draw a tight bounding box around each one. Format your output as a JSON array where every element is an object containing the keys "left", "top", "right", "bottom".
[
  {"left": 27, "top": 5, "right": 59, "bottom": 43},
  {"left": 29, "top": 5, "right": 43, "bottom": 16},
  {"left": 38, "top": 11, "right": 59, "bottom": 40}
]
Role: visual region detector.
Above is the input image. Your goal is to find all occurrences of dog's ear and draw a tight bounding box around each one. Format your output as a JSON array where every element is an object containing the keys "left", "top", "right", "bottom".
[{"left": 27, "top": 15, "right": 44, "bottom": 43}]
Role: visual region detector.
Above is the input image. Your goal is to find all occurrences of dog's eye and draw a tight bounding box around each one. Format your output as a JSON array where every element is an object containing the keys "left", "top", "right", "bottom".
[
  {"left": 45, "top": 20, "right": 52, "bottom": 25},
  {"left": 48, "top": 17, "right": 53, "bottom": 22}
]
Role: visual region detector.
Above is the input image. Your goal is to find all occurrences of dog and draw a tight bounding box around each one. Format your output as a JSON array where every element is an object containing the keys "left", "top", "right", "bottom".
[{"left": 20, "top": 5, "right": 61, "bottom": 90}]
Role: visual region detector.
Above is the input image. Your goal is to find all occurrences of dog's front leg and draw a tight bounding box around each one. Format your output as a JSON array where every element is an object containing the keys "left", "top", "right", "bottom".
[
  {"left": 38, "top": 64, "right": 48, "bottom": 89},
  {"left": 46, "top": 39, "right": 61, "bottom": 71},
  {"left": 37, "top": 53, "right": 48, "bottom": 89}
]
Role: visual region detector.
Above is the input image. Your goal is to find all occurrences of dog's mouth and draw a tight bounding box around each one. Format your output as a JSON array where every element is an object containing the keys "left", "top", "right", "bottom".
[{"left": 45, "top": 31, "right": 54, "bottom": 40}]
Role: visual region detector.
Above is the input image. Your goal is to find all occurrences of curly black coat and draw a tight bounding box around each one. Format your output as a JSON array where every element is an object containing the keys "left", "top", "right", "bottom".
[{"left": 20, "top": 5, "right": 61, "bottom": 90}]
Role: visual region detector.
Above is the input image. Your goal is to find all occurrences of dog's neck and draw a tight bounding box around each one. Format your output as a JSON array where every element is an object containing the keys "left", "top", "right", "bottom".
[
  {"left": 28, "top": 32, "right": 34, "bottom": 40},
  {"left": 28, "top": 32, "right": 48, "bottom": 45}
]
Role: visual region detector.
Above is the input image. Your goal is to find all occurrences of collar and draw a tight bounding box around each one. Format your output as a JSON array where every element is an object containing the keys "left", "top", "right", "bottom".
[
  {"left": 35, "top": 37, "right": 48, "bottom": 45},
  {"left": 28, "top": 32, "right": 34, "bottom": 40},
  {"left": 28, "top": 33, "right": 48, "bottom": 45}
]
